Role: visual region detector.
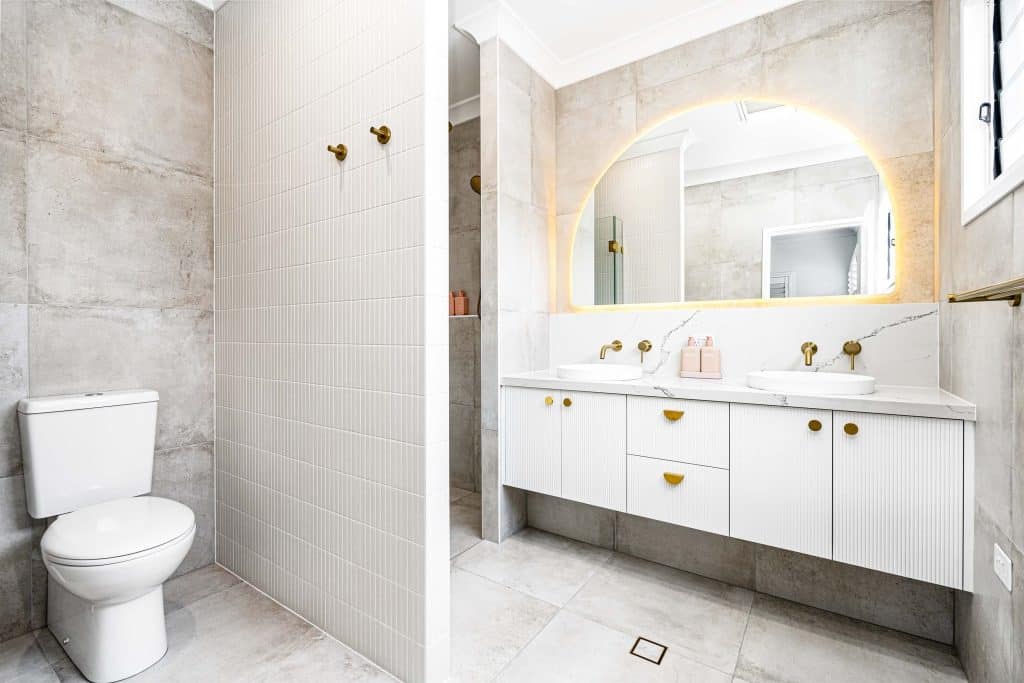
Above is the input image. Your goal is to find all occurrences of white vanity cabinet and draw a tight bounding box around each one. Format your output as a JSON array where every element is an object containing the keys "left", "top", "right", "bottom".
[
  {"left": 833, "top": 412, "right": 964, "bottom": 589},
  {"left": 501, "top": 387, "right": 626, "bottom": 510},
  {"left": 730, "top": 405, "right": 833, "bottom": 559},
  {"left": 500, "top": 381, "right": 973, "bottom": 590}
]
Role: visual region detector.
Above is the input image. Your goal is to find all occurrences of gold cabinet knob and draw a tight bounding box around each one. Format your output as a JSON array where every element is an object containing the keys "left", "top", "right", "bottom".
[
  {"left": 844, "top": 422, "right": 859, "bottom": 436},
  {"left": 370, "top": 125, "right": 391, "bottom": 144},
  {"left": 544, "top": 396, "right": 553, "bottom": 406},
  {"left": 563, "top": 397, "right": 572, "bottom": 407},
  {"left": 663, "top": 409, "right": 684, "bottom": 422},
  {"left": 808, "top": 419, "right": 822, "bottom": 432},
  {"left": 327, "top": 143, "right": 348, "bottom": 161},
  {"left": 663, "top": 472, "right": 685, "bottom": 485}
]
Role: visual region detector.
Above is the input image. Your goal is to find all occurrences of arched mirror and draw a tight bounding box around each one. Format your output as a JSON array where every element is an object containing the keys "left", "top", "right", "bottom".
[{"left": 570, "top": 100, "right": 896, "bottom": 307}]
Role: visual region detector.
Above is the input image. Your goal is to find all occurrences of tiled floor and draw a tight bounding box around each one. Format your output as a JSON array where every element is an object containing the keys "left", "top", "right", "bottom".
[
  {"left": 447, "top": 488, "right": 967, "bottom": 683},
  {"left": 1, "top": 489, "right": 967, "bottom": 682}
]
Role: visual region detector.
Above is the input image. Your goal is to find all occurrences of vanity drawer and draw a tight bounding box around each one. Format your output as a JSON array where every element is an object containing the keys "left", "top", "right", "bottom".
[
  {"left": 627, "top": 455, "right": 729, "bottom": 535},
  {"left": 627, "top": 396, "right": 729, "bottom": 468}
]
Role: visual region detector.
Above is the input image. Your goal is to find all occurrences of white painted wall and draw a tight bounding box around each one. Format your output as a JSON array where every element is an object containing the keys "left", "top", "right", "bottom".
[{"left": 213, "top": 1, "right": 449, "bottom": 680}]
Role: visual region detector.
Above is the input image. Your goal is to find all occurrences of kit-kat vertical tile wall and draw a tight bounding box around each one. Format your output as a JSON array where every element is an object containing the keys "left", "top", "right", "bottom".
[{"left": 213, "top": 1, "right": 449, "bottom": 680}]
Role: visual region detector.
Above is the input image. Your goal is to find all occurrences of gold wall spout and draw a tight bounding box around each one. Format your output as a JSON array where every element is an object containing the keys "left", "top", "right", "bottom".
[
  {"left": 599, "top": 339, "right": 623, "bottom": 359},
  {"left": 801, "top": 341, "right": 818, "bottom": 366},
  {"left": 370, "top": 125, "right": 391, "bottom": 145},
  {"left": 947, "top": 275, "right": 1024, "bottom": 306},
  {"left": 327, "top": 143, "right": 347, "bottom": 161}
]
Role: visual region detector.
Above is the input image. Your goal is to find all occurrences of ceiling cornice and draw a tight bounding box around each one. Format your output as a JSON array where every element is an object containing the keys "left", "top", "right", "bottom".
[{"left": 455, "top": 0, "right": 802, "bottom": 89}]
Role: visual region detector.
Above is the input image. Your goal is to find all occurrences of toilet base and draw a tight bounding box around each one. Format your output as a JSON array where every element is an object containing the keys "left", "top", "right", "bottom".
[{"left": 48, "top": 576, "right": 167, "bottom": 683}]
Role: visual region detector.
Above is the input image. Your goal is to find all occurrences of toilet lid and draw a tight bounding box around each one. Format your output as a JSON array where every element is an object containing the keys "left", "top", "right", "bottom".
[{"left": 42, "top": 496, "right": 195, "bottom": 562}]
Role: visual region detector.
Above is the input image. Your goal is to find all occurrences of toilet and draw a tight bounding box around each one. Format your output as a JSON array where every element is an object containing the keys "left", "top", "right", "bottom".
[{"left": 19, "top": 390, "right": 195, "bottom": 683}]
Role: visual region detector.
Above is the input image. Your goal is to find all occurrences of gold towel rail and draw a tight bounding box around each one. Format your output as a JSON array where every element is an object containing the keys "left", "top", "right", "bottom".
[{"left": 947, "top": 276, "right": 1024, "bottom": 307}]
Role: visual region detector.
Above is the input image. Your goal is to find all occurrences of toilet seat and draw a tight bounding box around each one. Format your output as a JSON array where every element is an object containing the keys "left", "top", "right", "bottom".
[{"left": 42, "top": 496, "right": 195, "bottom": 567}]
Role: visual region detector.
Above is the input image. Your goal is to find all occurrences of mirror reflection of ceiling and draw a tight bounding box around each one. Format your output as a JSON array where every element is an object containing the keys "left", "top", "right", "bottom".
[
  {"left": 571, "top": 101, "right": 896, "bottom": 308},
  {"left": 450, "top": 0, "right": 801, "bottom": 93}
]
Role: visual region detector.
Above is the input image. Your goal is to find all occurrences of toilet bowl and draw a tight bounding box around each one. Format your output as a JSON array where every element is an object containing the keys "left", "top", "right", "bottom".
[{"left": 42, "top": 496, "right": 195, "bottom": 683}]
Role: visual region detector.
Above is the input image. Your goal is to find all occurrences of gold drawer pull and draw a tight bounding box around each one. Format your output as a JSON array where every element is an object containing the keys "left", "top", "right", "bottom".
[
  {"left": 808, "top": 419, "right": 822, "bottom": 432},
  {"left": 563, "top": 397, "right": 572, "bottom": 407},
  {"left": 544, "top": 396, "right": 554, "bottom": 406},
  {"left": 844, "top": 422, "right": 859, "bottom": 436},
  {"left": 663, "top": 472, "right": 685, "bottom": 485},
  {"left": 663, "top": 409, "right": 684, "bottom": 422}
]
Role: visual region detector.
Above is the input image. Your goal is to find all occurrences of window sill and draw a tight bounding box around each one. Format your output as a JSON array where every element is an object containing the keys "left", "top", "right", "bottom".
[{"left": 962, "top": 158, "right": 1024, "bottom": 226}]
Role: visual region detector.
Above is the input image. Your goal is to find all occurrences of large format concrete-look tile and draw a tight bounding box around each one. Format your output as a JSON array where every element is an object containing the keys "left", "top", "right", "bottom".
[
  {"left": 153, "top": 443, "right": 215, "bottom": 577},
  {"left": 454, "top": 528, "right": 611, "bottom": 606},
  {"left": 26, "top": 0, "right": 213, "bottom": 178},
  {"left": 566, "top": 553, "right": 753, "bottom": 674},
  {"left": 496, "top": 610, "right": 731, "bottom": 683},
  {"left": 26, "top": 141, "right": 213, "bottom": 309},
  {"left": 0, "top": 129, "right": 26, "bottom": 304},
  {"left": 450, "top": 501, "right": 482, "bottom": 559},
  {"left": 131, "top": 582, "right": 391, "bottom": 682},
  {"left": 0, "top": 304, "right": 28, "bottom": 479},
  {"left": 736, "top": 595, "right": 965, "bottom": 683},
  {"left": 163, "top": 563, "right": 240, "bottom": 615},
  {"left": 0, "top": 0, "right": 27, "bottom": 133},
  {"left": 450, "top": 568, "right": 556, "bottom": 682},
  {"left": 754, "top": 545, "right": 955, "bottom": 644},
  {"left": 29, "top": 305, "right": 214, "bottom": 452},
  {"left": 0, "top": 476, "right": 33, "bottom": 643},
  {"left": 107, "top": 0, "right": 213, "bottom": 49},
  {"left": 0, "top": 632, "right": 56, "bottom": 683}
]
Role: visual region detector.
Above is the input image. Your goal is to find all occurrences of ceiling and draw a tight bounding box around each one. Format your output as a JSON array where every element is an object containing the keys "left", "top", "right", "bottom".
[{"left": 452, "top": 0, "right": 800, "bottom": 90}]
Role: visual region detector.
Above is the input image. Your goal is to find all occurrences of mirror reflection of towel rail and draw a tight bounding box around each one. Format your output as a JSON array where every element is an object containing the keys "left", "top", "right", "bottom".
[{"left": 947, "top": 276, "right": 1024, "bottom": 306}]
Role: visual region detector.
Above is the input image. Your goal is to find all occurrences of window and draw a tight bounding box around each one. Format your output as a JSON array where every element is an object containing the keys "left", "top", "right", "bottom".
[{"left": 962, "top": 0, "right": 1024, "bottom": 224}]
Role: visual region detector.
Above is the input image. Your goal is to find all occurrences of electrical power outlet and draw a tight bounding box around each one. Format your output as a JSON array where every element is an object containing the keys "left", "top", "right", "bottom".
[{"left": 994, "top": 543, "right": 1012, "bottom": 592}]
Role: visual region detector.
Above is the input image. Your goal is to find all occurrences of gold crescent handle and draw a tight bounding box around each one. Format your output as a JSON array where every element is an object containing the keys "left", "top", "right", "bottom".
[
  {"left": 844, "top": 422, "right": 859, "bottom": 436},
  {"left": 563, "top": 397, "right": 572, "bottom": 407},
  {"left": 808, "top": 419, "right": 822, "bottom": 432},
  {"left": 544, "top": 396, "right": 553, "bottom": 406},
  {"left": 370, "top": 125, "right": 391, "bottom": 144},
  {"left": 327, "top": 143, "right": 348, "bottom": 161},
  {"left": 663, "top": 409, "right": 684, "bottom": 422},
  {"left": 663, "top": 472, "right": 685, "bottom": 485}
]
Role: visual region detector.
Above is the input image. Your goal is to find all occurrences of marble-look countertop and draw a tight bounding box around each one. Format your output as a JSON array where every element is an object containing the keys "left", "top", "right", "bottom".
[{"left": 501, "top": 371, "right": 976, "bottom": 421}]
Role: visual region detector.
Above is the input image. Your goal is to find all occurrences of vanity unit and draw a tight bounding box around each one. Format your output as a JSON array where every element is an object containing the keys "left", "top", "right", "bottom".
[{"left": 501, "top": 374, "right": 976, "bottom": 591}]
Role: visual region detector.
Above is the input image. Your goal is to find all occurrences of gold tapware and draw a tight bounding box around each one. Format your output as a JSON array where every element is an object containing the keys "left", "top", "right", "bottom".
[
  {"left": 801, "top": 341, "right": 818, "bottom": 366},
  {"left": 563, "top": 397, "right": 573, "bottom": 407},
  {"left": 544, "top": 396, "right": 554, "bottom": 406},
  {"left": 663, "top": 472, "right": 685, "bottom": 485},
  {"left": 808, "top": 419, "right": 822, "bottom": 432},
  {"left": 843, "top": 340, "right": 862, "bottom": 370},
  {"left": 370, "top": 125, "right": 392, "bottom": 144},
  {"left": 844, "top": 422, "right": 859, "bottom": 436},
  {"left": 470, "top": 175, "right": 481, "bottom": 194},
  {"left": 663, "top": 409, "right": 684, "bottom": 422},
  {"left": 608, "top": 239, "right": 622, "bottom": 254},
  {"left": 327, "top": 143, "right": 348, "bottom": 161},
  {"left": 599, "top": 339, "right": 623, "bottom": 359},
  {"left": 637, "top": 339, "right": 652, "bottom": 362}
]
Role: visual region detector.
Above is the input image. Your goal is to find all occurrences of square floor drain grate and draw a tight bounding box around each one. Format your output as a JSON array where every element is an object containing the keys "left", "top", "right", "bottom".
[{"left": 630, "top": 636, "right": 667, "bottom": 665}]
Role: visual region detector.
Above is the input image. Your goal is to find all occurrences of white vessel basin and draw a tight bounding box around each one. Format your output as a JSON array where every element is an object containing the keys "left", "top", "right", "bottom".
[
  {"left": 747, "top": 370, "right": 876, "bottom": 396},
  {"left": 557, "top": 363, "right": 644, "bottom": 382}
]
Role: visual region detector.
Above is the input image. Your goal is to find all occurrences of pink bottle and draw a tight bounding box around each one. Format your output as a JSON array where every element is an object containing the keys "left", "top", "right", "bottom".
[
  {"left": 700, "top": 336, "right": 722, "bottom": 378},
  {"left": 680, "top": 336, "right": 701, "bottom": 374}
]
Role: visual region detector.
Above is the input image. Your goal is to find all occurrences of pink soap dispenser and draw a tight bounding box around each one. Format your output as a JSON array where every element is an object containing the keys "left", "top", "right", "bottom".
[
  {"left": 700, "top": 336, "right": 722, "bottom": 378},
  {"left": 680, "top": 336, "right": 701, "bottom": 374}
]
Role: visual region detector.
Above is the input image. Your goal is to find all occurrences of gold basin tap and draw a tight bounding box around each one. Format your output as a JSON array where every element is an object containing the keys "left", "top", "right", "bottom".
[
  {"left": 801, "top": 342, "right": 818, "bottom": 366},
  {"left": 600, "top": 340, "right": 623, "bottom": 360}
]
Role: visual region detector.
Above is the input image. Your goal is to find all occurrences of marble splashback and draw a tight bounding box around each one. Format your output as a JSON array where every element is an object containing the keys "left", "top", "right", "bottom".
[{"left": 549, "top": 303, "right": 939, "bottom": 387}]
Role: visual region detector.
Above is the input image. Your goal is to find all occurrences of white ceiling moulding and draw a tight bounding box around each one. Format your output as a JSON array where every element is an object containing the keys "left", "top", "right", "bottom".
[
  {"left": 449, "top": 95, "right": 481, "bottom": 126},
  {"left": 454, "top": 0, "right": 801, "bottom": 89}
]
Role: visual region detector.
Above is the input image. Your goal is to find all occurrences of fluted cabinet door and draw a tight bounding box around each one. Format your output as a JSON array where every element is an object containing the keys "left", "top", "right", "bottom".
[
  {"left": 730, "top": 404, "right": 833, "bottom": 558},
  {"left": 561, "top": 391, "right": 627, "bottom": 511},
  {"left": 502, "top": 388, "right": 561, "bottom": 496},
  {"left": 833, "top": 412, "right": 963, "bottom": 589}
]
